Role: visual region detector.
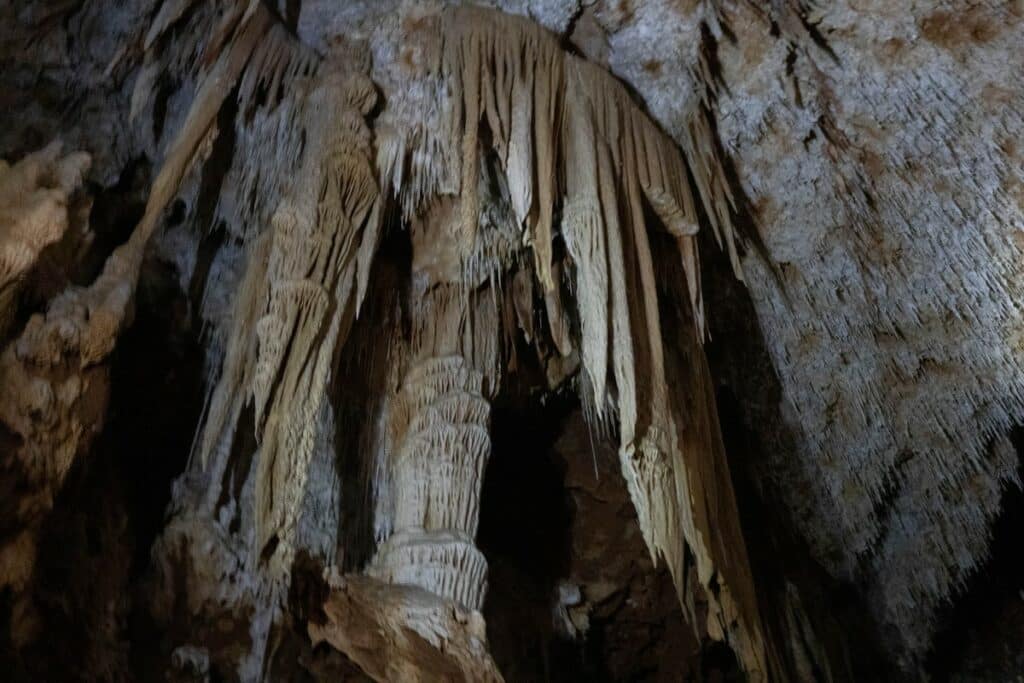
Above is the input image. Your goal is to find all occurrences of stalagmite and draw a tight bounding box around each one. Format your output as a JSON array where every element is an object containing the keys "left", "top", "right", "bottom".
[{"left": 370, "top": 351, "right": 492, "bottom": 609}]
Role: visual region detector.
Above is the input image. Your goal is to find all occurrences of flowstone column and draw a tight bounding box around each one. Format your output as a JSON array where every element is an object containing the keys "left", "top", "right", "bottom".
[
  {"left": 369, "top": 198, "right": 500, "bottom": 610},
  {"left": 371, "top": 352, "right": 491, "bottom": 608}
]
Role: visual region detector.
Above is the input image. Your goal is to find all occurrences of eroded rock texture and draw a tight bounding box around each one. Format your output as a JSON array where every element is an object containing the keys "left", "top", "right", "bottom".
[{"left": 1, "top": 0, "right": 1023, "bottom": 681}]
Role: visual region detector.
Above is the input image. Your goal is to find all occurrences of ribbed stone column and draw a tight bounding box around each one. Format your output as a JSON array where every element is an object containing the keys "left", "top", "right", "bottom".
[{"left": 370, "top": 354, "right": 491, "bottom": 609}]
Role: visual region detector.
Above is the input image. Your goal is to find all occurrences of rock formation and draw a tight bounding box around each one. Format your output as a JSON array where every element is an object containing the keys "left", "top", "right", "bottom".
[{"left": 1, "top": 1, "right": 1023, "bottom": 681}]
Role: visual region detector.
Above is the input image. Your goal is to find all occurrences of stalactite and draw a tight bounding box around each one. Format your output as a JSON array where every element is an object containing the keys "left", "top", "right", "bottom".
[{"left": 562, "top": 62, "right": 610, "bottom": 410}]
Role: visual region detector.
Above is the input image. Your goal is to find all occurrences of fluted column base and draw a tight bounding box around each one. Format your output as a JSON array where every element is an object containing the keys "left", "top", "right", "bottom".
[
  {"left": 370, "top": 354, "right": 491, "bottom": 610},
  {"left": 371, "top": 529, "right": 488, "bottom": 608}
]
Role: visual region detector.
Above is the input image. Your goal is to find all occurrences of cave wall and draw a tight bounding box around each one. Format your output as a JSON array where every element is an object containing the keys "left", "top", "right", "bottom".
[{"left": 711, "top": 2, "right": 1024, "bottom": 663}]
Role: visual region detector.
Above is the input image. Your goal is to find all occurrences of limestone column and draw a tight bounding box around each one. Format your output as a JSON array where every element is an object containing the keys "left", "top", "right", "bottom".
[
  {"left": 370, "top": 198, "right": 498, "bottom": 610},
  {"left": 371, "top": 352, "right": 491, "bottom": 608}
]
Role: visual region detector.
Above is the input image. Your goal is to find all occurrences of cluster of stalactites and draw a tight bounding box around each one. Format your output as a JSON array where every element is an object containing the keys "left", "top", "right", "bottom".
[
  {"left": 374, "top": 6, "right": 768, "bottom": 678},
  {"left": 191, "top": 59, "right": 382, "bottom": 575},
  {"left": 376, "top": 6, "right": 741, "bottom": 333},
  {"left": 122, "top": 11, "right": 359, "bottom": 575}
]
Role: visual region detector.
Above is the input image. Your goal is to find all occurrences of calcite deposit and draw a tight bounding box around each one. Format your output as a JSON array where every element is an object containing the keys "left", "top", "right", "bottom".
[{"left": 1, "top": 1, "right": 1022, "bottom": 681}]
